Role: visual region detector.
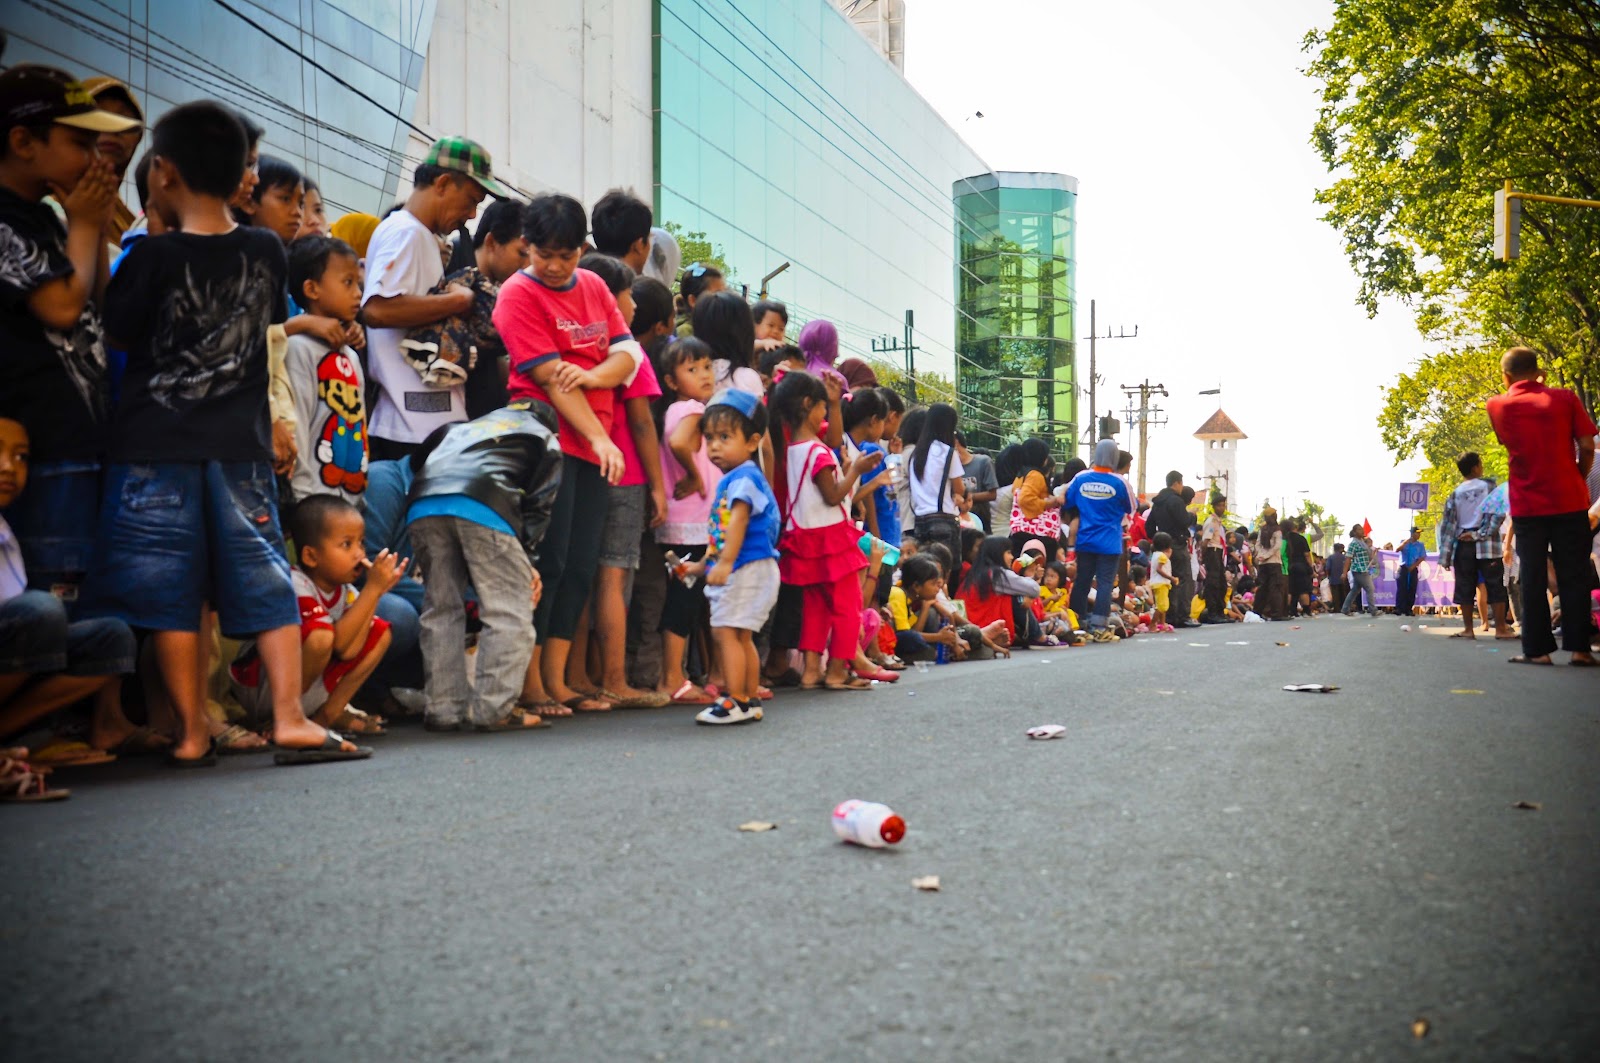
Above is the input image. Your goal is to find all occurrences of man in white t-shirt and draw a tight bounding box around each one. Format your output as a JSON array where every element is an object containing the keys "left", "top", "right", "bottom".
[{"left": 360, "top": 137, "right": 513, "bottom": 460}]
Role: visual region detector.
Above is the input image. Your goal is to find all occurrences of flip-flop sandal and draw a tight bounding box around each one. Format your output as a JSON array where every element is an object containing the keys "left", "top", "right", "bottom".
[
  {"left": 564, "top": 695, "right": 612, "bottom": 712},
  {"left": 667, "top": 680, "right": 715, "bottom": 705},
  {"left": 1507, "top": 655, "right": 1553, "bottom": 666},
  {"left": 28, "top": 741, "right": 117, "bottom": 768},
  {"left": 756, "top": 685, "right": 775, "bottom": 700},
  {"left": 106, "top": 726, "right": 172, "bottom": 757},
  {"left": 473, "top": 708, "right": 548, "bottom": 732},
  {"left": 1448, "top": 632, "right": 1476, "bottom": 639},
  {"left": 602, "top": 689, "right": 672, "bottom": 709},
  {"left": 823, "top": 679, "right": 873, "bottom": 692},
  {"left": 215, "top": 723, "right": 272, "bottom": 755},
  {"left": 167, "top": 741, "right": 218, "bottom": 770},
  {"left": 1, "top": 768, "right": 69, "bottom": 803},
  {"left": 326, "top": 708, "right": 387, "bottom": 736},
  {"left": 1569, "top": 657, "right": 1599, "bottom": 667},
  {"left": 853, "top": 668, "right": 899, "bottom": 683},
  {"left": 273, "top": 731, "right": 373, "bottom": 765},
  {"left": 761, "top": 668, "right": 803, "bottom": 688}
]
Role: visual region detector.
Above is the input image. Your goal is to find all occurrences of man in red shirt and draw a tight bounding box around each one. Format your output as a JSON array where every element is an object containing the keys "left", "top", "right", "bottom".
[{"left": 1485, "top": 347, "right": 1597, "bottom": 666}]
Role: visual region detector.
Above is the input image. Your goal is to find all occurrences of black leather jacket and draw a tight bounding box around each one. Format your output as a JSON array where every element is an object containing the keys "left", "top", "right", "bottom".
[
  {"left": 1147, "top": 487, "right": 1191, "bottom": 546},
  {"left": 407, "top": 408, "right": 562, "bottom": 562}
]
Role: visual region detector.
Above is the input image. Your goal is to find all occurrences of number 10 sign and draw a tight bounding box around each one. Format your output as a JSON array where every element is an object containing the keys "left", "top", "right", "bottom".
[{"left": 1398, "top": 482, "right": 1431, "bottom": 510}]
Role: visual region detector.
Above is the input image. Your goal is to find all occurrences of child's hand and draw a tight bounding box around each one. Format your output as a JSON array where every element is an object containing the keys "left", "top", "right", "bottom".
[
  {"left": 548, "top": 361, "right": 598, "bottom": 393},
  {"left": 445, "top": 283, "right": 476, "bottom": 315},
  {"left": 673, "top": 467, "right": 705, "bottom": 500},
  {"left": 364, "top": 549, "right": 409, "bottom": 592},
  {"left": 530, "top": 569, "right": 543, "bottom": 608},
  {"left": 591, "top": 436, "right": 626, "bottom": 485},
  {"left": 753, "top": 337, "right": 782, "bottom": 352},
  {"left": 57, "top": 156, "right": 118, "bottom": 225},
  {"left": 706, "top": 558, "right": 734, "bottom": 587},
  {"left": 296, "top": 314, "right": 349, "bottom": 348},
  {"left": 822, "top": 372, "right": 844, "bottom": 405},
  {"left": 886, "top": 436, "right": 903, "bottom": 455},
  {"left": 866, "top": 537, "right": 888, "bottom": 570},
  {"left": 649, "top": 484, "right": 669, "bottom": 528},
  {"left": 850, "top": 451, "right": 880, "bottom": 478},
  {"left": 272, "top": 420, "right": 297, "bottom": 475},
  {"left": 344, "top": 321, "right": 366, "bottom": 351}
]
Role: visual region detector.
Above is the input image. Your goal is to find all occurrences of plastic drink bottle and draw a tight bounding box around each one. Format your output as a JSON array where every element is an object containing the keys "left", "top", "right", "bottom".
[
  {"left": 885, "top": 453, "right": 903, "bottom": 485},
  {"left": 857, "top": 531, "right": 901, "bottom": 568},
  {"left": 662, "top": 550, "right": 699, "bottom": 589},
  {"left": 831, "top": 800, "right": 906, "bottom": 847}
]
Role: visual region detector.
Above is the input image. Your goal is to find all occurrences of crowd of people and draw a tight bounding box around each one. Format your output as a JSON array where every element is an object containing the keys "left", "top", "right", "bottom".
[{"left": 2, "top": 68, "right": 1596, "bottom": 804}]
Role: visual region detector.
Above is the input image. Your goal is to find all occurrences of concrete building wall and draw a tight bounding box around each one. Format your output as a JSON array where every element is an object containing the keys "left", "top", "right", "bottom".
[{"left": 406, "top": 0, "right": 655, "bottom": 207}]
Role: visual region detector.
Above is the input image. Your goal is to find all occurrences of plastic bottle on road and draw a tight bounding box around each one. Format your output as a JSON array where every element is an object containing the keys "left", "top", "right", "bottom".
[{"left": 832, "top": 799, "right": 906, "bottom": 847}]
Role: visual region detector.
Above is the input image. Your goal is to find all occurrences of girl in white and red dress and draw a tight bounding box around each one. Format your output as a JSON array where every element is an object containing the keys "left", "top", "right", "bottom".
[{"left": 768, "top": 371, "right": 879, "bottom": 691}]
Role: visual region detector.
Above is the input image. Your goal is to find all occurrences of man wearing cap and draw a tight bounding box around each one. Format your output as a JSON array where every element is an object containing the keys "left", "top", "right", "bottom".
[
  {"left": 359, "top": 137, "right": 513, "bottom": 462},
  {"left": 0, "top": 65, "right": 139, "bottom": 608}
]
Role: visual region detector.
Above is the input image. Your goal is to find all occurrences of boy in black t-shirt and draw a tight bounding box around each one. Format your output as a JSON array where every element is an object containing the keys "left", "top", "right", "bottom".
[
  {"left": 85, "top": 101, "right": 369, "bottom": 767},
  {"left": 0, "top": 65, "right": 138, "bottom": 607}
]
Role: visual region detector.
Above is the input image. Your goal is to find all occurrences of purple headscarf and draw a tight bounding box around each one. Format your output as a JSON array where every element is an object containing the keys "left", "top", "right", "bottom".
[{"left": 798, "top": 319, "right": 839, "bottom": 377}]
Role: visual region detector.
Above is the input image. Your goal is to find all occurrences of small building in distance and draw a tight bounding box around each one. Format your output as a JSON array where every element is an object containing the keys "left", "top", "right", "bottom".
[{"left": 1194, "top": 409, "right": 1247, "bottom": 507}]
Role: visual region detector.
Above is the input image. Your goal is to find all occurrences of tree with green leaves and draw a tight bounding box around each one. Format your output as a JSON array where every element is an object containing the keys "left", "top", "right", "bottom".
[
  {"left": 659, "top": 221, "right": 735, "bottom": 282},
  {"left": 1306, "top": 0, "right": 1600, "bottom": 497}
]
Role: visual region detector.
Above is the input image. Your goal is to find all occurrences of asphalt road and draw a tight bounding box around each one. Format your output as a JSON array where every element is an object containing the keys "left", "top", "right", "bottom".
[{"left": 3, "top": 616, "right": 1598, "bottom": 1062}]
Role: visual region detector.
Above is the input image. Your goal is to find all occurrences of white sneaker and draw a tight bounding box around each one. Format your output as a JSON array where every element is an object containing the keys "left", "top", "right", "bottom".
[
  {"left": 388, "top": 687, "right": 428, "bottom": 715},
  {"left": 696, "top": 697, "right": 762, "bottom": 725}
]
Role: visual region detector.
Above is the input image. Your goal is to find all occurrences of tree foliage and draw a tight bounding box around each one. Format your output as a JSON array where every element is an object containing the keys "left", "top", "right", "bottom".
[{"left": 660, "top": 221, "right": 735, "bottom": 282}]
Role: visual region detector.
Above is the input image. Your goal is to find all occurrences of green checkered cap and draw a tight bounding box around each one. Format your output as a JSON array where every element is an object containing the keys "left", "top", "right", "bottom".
[{"left": 423, "top": 136, "right": 513, "bottom": 199}]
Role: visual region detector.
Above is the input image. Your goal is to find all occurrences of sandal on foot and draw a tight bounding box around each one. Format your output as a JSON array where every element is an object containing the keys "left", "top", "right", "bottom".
[
  {"left": 1, "top": 767, "right": 69, "bottom": 803},
  {"left": 761, "top": 668, "right": 803, "bottom": 688},
  {"left": 853, "top": 668, "right": 898, "bottom": 683},
  {"left": 1508, "top": 655, "right": 1553, "bottom": 666},
  {"left": 215, "top": 723, "right": 271, "bottom": 755},
  {"left": 602, "top": 688, "right": 671, "bottom": 709},
  {"left": 105, "top": 726, "right": 172, "bottom": 757},
  {"left": 474, "top": 708, "right": 547, "bottom": 732},
  {"left": 273, "top": 730, "right": 372, "bottom": 766},
  {"left": 666, "top": 680, "right": 715, "bottom": 705},
  {"left": 563, "top": 694, "right": 612, "bottom": 712},
  {"left": 29, "top": 740, "right": 116, "bottom": 768},
  {"left": 756, "top": 685, "right": 775, "bottom": 700},
  {"left": 824, "top": 677, "right": 873, "bottom": 691},
  {"left": 326, "top": 707, "right": 387, "bottom": 736},
  {"left": 167, "top": 741, "right": 218, "bottom": 770},
  {"left": 1569, "top": 656, "right": 1598, "bottom": 668}
]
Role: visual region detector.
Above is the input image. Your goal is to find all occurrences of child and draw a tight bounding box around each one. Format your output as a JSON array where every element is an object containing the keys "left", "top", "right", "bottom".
[
  {"left": 285, "top": 235, "right": 369, "bottom": 503},
  {"left": 890, "top": 555, "right": 992, "bottom": 662},
  {"left": 956, "top": 535, "right": 1040, "bottom": 649},
  {"left": 691, "top": 289, "right": 763, "bottom": 396},
  {"left": 752, "top": 298, "right": 788, "bottom": 345},
  {"left": 1149, "top": 531, "right": 1175, "bottom": 631},
  {"left": 653, "top": 337, "right": 719, "bottom": 704},
  {"left": 758, "top": 344, "right": 805, "bottom": 391},
  {"left": 841, "top": 387, "right": 897, "bottom": 546},
  {"left": 690, "top": 389, "right": 781, "bottom": 724},
  {"left": 0, "top": 414, "right": 141, "bottom": 768},
  {"left": 230, "top": 495, "right": 399, "bottom": 737},
  {"left": 495, "top": 192, "right": 642, "bottom": 714},
  {"left": 0, "top": 65, "right": 136, "bottom": 609},
  {"left": 238, "top": 155, "right": 303, "bottom": 244},
  {"left": 88, "top": 100, "right": 367, "bottom": 765},
  {"left": 768, "top": 370, "right": 878, "bottom": 690},
  {"left": 296, "top": 177, "right": 327, "bottom": 239},
  {"left": 675, "top": 262, "right": 725, "bottom": 335},
  {"left": 405, "top": 407, "right": 562, "bottom": 731},
  {"left": 1038, "top": 561, "right": 1079, "bottom": 642}
]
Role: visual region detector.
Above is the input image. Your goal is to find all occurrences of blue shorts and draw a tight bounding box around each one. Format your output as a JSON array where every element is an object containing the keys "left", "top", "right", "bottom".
[
  {"left": 0, "top": 459, "right": 100, "bottom": 616},
  {"left": 0, "top": 589, "right": 134, "bottom": 676},
  {"left": 84, "top": 461, "right": 298, "bottom": 638}
]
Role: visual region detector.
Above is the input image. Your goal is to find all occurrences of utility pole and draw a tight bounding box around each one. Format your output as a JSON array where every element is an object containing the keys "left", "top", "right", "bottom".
[
  {"left": 871, "top": 309, "right": 921, "bottom": 406},
  {"left": 1083, "top": 299, "right": 1138, "bottom": 453},
  {"left": 1119, "top": 379, "right": 1168, "bottom": 499}
]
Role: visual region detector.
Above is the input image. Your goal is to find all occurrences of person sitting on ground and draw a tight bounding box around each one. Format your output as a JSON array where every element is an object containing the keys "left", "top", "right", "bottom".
[
  {"left": 890, "top": 555, "right": 992, "bottom": 662},
  {"left": 956, "top": 535, "right": 1037, "bottom": 651},
  {"left": 1437, "top": 451, "right": 1506, "bottom": 641},
  {"left": 0, "top": 415, "right": 144, "bottom": 761},
  {"left": 406, "top": 406, "right": 562, "bottom": 731},
  {"left": 230, "top": 494, "right": 401, "bottom": 737}
]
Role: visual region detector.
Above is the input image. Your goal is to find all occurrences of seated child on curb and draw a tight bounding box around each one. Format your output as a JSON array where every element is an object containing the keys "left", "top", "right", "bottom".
[
  {"left": 687, "top": 389, "right": 781, "bottom": 725},
  {"left": 1038, "top": 560, "right": 1080, "bottom": 642},
  {"left": 956, "top": 535, "right": 1038, "bottom": 653},
  {"left": 890, "top": 555, "right": 993, "bottom": 662},
  {"left": 230, "top": 494, "right": 401, "bottom": 736}
]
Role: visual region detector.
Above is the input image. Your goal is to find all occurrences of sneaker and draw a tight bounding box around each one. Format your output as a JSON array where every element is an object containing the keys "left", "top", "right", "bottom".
[
  {"left": 388, "top": 687, "right": 428, "bottom": 716},
  {"left": 1090, "top": 628, "right": 1119, "bottom": 643},
  {"left": 695, "top": 697, "right": 761, "bottom": 725}
]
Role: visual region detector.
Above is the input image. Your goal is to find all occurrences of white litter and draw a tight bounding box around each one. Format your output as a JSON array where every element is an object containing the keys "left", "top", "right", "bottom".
[{"left": 1026, "top": 725, "right": 1066, "bottom": 740}]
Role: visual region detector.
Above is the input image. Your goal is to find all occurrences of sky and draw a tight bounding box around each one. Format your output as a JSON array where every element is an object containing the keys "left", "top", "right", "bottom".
[{"left": 901, "top": 0, "right": 1431, "bottom": 543}]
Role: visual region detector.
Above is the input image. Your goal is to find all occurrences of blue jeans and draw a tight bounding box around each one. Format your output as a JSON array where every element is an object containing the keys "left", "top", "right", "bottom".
[
  {"left": 1070, "top": 551, "right": 1120, "bottom": 630},
  {"left": 0, "top": 590, "right": 134, "bottom": 676},
  {"left": 0, "top": 460, "right": 100, "bottom": 616},
  {"left": 85, "top": 462, "right": 298, "bottom": 637},
  {"left": 367, "top": 591, "right": 422, "bottom": 691}
]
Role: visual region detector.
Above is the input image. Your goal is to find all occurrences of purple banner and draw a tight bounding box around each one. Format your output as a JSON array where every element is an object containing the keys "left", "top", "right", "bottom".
[{"left": 1370, "top": 550, "right": 1455, "bottom": 608}]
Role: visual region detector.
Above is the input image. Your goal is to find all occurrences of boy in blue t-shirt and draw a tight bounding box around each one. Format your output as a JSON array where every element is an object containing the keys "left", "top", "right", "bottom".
[
  {"left": 692, "top": 389, "right": 780, "bottom": 725},
  {"left": 1065, "top": 439, "right": 1136, "bottom": 641}
]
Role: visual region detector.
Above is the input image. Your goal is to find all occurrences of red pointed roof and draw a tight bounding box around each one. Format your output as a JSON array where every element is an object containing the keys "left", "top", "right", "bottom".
[{"left": 1193, "top": 408, "right": 1247, "bottom": 440}]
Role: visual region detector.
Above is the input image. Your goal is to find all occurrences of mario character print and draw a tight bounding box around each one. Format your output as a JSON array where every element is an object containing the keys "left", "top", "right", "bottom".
[{"left": 316, "top": 350, "right": 368, "bottom": 493}]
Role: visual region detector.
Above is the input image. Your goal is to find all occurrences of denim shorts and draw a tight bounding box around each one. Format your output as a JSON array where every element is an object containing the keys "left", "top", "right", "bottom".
[
  {"left": 598, "top": 483, "right": 647, "bottom": 570},
  {"left": 85, "top": 461, "right": 298, "bottom": 638},
  {"left": 0, "top": 459, "right": 100, "bottom": 615},
  {"left": 0, "top": 589, "right": 134, "bottom": 676}
]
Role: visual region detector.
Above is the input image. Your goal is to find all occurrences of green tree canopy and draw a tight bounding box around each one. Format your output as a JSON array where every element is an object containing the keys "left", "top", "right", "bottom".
[{"left": 659, "top": 221, "right": 735, "bottom": 282}]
